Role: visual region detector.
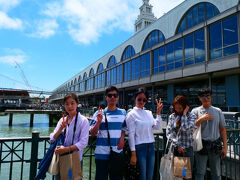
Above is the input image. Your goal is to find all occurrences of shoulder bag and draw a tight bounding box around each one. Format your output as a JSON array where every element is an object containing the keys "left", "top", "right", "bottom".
[
  {"left": 59, "top": 113, "right": 82, "bottom": 180},
  {"left": 193, "top": 109, "right": 203, "bottom": 151}
]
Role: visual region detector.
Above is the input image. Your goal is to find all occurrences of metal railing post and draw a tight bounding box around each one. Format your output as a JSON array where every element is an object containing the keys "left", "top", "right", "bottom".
[{"left": 29, "top": 131, "right": 40, "bottom": 180}]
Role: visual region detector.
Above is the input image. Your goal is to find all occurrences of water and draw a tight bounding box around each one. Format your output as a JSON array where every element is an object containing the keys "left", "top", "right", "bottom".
[
  {"left": 0, "top": 113, "right": 54, "bottom": 137},
  {"left": 0, "top": 113, "right": 95, "bottom": 180}
]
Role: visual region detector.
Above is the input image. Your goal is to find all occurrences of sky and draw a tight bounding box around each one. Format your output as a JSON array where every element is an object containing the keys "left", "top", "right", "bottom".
[{"left": 0, "top": 0, "right": 184, "bottom": 92}]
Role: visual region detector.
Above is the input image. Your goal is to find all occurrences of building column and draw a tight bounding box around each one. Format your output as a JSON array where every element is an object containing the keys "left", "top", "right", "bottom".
[
  {"left": 225, "top": 75, "right": 240, "bottom": 108},
  {"left": 208, "top": 73, "right": 212, "bottom": 89},
  {"left": 167, "top": 84, "right": 174, "bottom": 104},
  {"left": 150, "top": 50, "right": 153, "bottom": 75}
]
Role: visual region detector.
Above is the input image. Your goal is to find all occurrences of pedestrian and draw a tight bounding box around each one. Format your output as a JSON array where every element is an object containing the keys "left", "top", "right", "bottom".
[
  {"left": 50, "top": 93, "right": 89, "bottom": 180},
  {"left": 166, "top": 95, "right": 196, "bottom": 179},
  {"left": 191, "top": 88, "right": 227, "bottom": 180},
  {"left": 126, "top": 87, "right": 163, "bottom": 180},
  {"left": 90, "top": 86, "right": 126, "bottom": 180}
]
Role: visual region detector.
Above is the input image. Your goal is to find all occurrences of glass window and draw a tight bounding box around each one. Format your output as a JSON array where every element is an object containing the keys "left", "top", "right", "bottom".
[
  {"left": 124, "top": 61, "right": 131, "bottom": 81},
  {"left": 206, "top": 3, "right": 214, "bottom": 20},
  {"left": 176, "top": 2, "right": 219, "bottom": 34},
  {"left": 97, "top": 63, "right": 104, "bottom": 73},
  {"left": 194, "top": 29, "right": 205, "bottom": 63},
  {"left": 209, "top": 21, "right": 222, "bottom": 59},
  {"left": 107, "top": 71, "right": 111, "bottom": 86},
  {"left": 132, "top": 57, "right": 140, "bottom": 79},
  {"left": 187, "top": 10, "right": 193, "bottom": 28},
  {"left": 142, "top": 30, "right": 165, "bottom": 51},
  {"left": 153, "top": 49, "right": 159, "bottom": 74},
  {"left": 122, "top": 45, "right": 136, "bottom": 61},
  {"left": 116, "top": 65, "right": 122, "bottom": 83},
  {"left": 184, "top": 34, "right": 194, "bottom": 66},
  {"left": 167, "top": 43, "right": 174, "bottom": 71},
  {"left": 111, "top": 68, "right": 117, "bottom": 85},
  {"left": 223, "top": 15, "right": 238, "bottom": 56},
  {"left": 140, "top": 53, "right": 150, "bottom": 77},
  {"left": 198, "top": 4, "right": 204, "bottom": 23},
  {"left": 174, "top": 38, "right": 183, "bottom": 68},
  {"left": 107, "top": 56, "right": 116, "bottom": 68}
]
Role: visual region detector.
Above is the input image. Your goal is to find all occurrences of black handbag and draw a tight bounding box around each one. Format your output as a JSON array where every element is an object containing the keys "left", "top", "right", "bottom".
[
  {"left": 125, "top": 163, "right": 140, "bottom": 180},
  {"left": 104, "top": 111, "right": 125, "bottom": 176}
]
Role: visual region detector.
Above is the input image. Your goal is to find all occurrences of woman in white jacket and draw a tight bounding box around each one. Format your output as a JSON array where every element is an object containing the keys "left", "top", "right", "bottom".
[{"left": 126, "top": 87, "right": 163, "bottom": 180}]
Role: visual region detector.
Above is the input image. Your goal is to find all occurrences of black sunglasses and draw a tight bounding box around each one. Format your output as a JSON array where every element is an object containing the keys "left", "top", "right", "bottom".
[
  {"left": 137, "top": 98, "right": 147, "bottom": 103},
  {"left": 107, "top": 93, "right": 119, "bottom": 98}
]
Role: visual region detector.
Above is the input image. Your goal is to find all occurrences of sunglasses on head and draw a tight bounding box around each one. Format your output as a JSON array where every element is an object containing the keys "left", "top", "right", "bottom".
[
  {"left": 107, "top": 93, "right": 119, "bottom": 98},
  {"left": 200, "top": 94, "right": 211, "bottom": 99},
  {"left": 137, "top": 98, "right": 147, "bottom": 103}
]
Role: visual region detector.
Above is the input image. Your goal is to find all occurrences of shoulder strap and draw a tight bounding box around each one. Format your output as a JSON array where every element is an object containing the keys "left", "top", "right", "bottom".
[
  {"left": 63, "top": 112, "right": 79, "bottom": 145},
  {"left": 104, "top": 110, "right": 112, "bottom": 151}
]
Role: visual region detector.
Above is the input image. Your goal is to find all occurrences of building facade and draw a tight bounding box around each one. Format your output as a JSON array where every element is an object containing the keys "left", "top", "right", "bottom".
[{"left": 50, "top": 0, "right": 240, "bottom": 112}]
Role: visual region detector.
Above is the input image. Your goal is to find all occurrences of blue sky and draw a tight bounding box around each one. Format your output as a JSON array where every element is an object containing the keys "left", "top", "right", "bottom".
[{"left": 0, "top": 0, "right": 184, "bottom": 92}]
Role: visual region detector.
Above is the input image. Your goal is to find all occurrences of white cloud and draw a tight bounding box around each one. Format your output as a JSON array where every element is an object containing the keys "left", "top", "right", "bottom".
[
  {"left": 0, "top": 11, "right": 23, "bottom": 30},
  {"left": 0, "top": 55, "right": 25, "bottom": 65},
  {"left": 42, "top": 0, "right": 139, "bottom": 44},
  {"left": 0, "top": 0, "right": 21, "bottom": 12},
  {"left": 150, "top": 0, "right": 185, "bottom": 18},
  {"left": 0, "top": 48, "right": 27, "bottom": 65},
  {"left": 30, "top": 19, "right": 59, "bottom": 38}
]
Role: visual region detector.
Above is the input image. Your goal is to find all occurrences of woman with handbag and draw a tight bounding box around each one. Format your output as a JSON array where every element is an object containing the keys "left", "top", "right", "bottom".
[
  {"left": 126, "top": 87, "right": 163, "bottom": 180},
  {"left": 166, "top": 95, "right": 196, "bottom": 180},
  {"left": 50, "top": 93, "right": 89, "bottom": 180}
]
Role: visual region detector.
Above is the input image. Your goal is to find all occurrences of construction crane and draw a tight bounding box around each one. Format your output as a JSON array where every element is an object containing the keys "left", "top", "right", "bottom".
[{"left": 14, "top": 61, "right": 31, "bottom": 90}]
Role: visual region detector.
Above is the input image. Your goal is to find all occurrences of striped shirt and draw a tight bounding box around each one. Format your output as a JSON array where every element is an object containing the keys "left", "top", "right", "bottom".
[
  {"left": 166, "top": 112, "right": 196, "bottom": 149},
  {"left": 90, "top": 108, "right": 126, "bottom": 160}
]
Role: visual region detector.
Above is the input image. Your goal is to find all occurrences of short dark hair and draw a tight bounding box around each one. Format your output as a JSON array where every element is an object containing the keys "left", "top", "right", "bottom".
[
  {"left": 198, "top": 88, "right": 212, "bottom": 97},
  {"left": 105, "top": 86, "right": 119, "bottom": 95},
  {"left": 171, "top": 95, "right": 189, "bottom": 114},
  {"left": 63, "top": 93, "right": 78, "bottom": 104},
  {"left": 134, "top": 87, "right": 148, "bottom": 100}
]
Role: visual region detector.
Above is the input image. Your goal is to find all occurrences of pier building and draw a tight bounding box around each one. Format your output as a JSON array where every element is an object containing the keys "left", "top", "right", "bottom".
[{"left": 50, "top": 0, "right": 240, "bottom": 111}]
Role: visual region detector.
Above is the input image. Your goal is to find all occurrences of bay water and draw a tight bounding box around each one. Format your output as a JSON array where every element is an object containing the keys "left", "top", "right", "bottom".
[{"left": 0, "top": 113, "right": 95, "bottom": 180}]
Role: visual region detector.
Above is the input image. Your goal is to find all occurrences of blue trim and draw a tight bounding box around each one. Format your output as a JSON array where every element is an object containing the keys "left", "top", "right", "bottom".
[{"left": 96, "top": 138, "right": 119, "bottom": 146}]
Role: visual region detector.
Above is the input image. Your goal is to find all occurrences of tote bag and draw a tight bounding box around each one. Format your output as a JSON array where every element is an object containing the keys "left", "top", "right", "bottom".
[
  {"left": 48, "top": 153, "right": 59, "bottom": 175},
  {"left": 159, "top": 140, "right": 175, "bottom": 180},
  {"left": 173, "top": 156, "right": 192, "bottom": 179},
  {"left": 193, "top": 124, "right": 203, "bottom": 151},
  {"left": 59, "top": 151, "right": 82, "bottom": 180}
]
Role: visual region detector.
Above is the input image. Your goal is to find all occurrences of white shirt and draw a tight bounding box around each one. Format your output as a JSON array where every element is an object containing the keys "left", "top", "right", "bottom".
[{"left": 126, "top": 107, "right": 162, "bottom": 151}]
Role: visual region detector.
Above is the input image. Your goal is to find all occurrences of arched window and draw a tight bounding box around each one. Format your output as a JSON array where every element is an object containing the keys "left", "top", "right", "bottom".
[
  {"left": 107, "top": 56, "right": 116, "bottom": 68},
  {"left": 122, "top": 45, "right": 136, "bottom": 61},
  {"left": 89, "top": 68, "right": 94, "bottom": 77},
  {"left": 83, "top": 73, "right": 87, "bottom": 80},
  {"left": 78, "top": 75, "right": 82, "bottom": 82},
  {"left": 87, "top": 69, "right": 94, "bottom": 91},
  {"left": 95, "top": 63, "right": 105, "bottom": 89},
  {"left": 97, "top": 63, "right": 104, "bottom": 73},
  {"left": 74, "top": 78, "right": 77, "bottom": 85},
  {"left": 142, "top": 30, "right": 165, "bottom": 51},
  {"left": 176, "top": 2, "right": 220, "bottom": 34}
]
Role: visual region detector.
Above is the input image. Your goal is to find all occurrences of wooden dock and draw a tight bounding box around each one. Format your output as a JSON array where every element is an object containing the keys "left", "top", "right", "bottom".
[{"left": 5, "top": 109, "right": 62, "bottom": 127}]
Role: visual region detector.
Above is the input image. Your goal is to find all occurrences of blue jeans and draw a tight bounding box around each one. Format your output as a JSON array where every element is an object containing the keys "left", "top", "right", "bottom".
[
  {"left": 135, "top": 143, "right": 155, "bottom": 180},
  {"left": 173, "top": 146, "right": 194, "bottom": 180},
  {"left": 195, "top": 152, "right": 221, "bottom": 180},
  {"left": 95, "top": 159, "right": 123, "bottom": 180}
]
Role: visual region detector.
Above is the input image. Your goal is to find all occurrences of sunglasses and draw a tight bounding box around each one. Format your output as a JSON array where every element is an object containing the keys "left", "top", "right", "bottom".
[
  {"left": 137, "top": 98, "right": 147, "bottom": 103},
  {"left": 107, "top": 93, "right": 119, "bottom": 98},
  {"left": 200, "top": 95, "right": 211, "bottom": 99}
]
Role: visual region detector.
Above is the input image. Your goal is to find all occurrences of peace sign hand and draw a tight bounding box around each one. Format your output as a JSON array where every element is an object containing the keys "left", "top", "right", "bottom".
[
  {"left": 97, "top": 107, "right": 103, "bottom": 124},
  {"left": 156, "top": 98, "right": 163, "bottom": 115}
]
